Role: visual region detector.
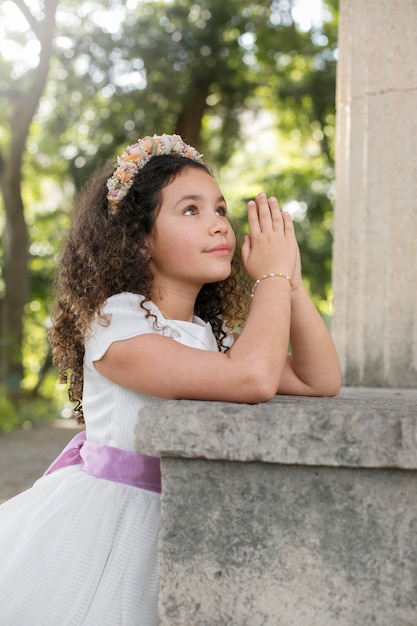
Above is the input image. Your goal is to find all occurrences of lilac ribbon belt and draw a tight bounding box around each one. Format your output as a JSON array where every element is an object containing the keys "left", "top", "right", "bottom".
[{"left": 44, "top": 431, "right": 161, "bottom": 493}]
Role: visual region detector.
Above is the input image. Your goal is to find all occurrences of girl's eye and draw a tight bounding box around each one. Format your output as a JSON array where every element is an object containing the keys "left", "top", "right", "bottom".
[
  {"left": 183, "top": 206, "right": 197, "bottom": 216},
  {"left": 216, "top": 206, "right": 227, "bottom": 217}
]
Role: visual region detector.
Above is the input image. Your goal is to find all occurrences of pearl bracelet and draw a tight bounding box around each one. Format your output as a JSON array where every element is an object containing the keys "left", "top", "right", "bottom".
[{"left": 251, "top": 272, "right": 292, "bottom": 298}]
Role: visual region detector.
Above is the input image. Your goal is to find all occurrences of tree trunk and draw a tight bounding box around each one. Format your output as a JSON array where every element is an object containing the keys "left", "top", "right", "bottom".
[
  {"left": 175, "top": 78, "right": 211, "bottom": 148},
  {"left": 0, "top": 0, "right": 59, "bottom": 395},
  {"left": 0, "top": 165, "right": 28, "bottom": 391}
]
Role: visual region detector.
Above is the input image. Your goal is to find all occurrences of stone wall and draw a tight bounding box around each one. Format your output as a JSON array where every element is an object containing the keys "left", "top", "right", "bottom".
[{"left": 135, "top": 388, "right": 417, "bottom": 625}]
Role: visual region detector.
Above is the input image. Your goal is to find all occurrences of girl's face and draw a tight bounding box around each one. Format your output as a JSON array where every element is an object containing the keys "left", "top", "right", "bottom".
[{"left": 147, "top": 167, "right": 236, "bottom": 295}]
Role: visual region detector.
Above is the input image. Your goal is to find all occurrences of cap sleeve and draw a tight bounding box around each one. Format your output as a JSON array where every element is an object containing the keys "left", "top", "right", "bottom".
[{"left": 86, "top": 292, "right": 159, "bottom": 362}]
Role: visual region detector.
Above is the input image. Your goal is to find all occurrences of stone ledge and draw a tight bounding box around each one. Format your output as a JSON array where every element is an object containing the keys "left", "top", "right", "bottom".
[{"left": 135, "top": 387, "right": 417, "bottom": 470}]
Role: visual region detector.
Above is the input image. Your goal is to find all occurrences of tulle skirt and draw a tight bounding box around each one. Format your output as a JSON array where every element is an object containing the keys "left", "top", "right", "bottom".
[{"left": 0, "top": 465, "right": 160, "bottom": 625}]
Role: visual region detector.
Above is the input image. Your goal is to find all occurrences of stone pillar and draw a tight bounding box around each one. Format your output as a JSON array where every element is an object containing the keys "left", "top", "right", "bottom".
[
  {"left": 332, "top": 0, "right": 417, "bottom": 387},
  {"left": 135, "top": 389, "right": 417, "bottom": 625}
]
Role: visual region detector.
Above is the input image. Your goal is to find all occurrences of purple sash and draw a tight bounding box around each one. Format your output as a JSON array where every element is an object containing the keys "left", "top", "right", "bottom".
[{"left": 44, "top": 431, "right": 161, "bottom": 493}]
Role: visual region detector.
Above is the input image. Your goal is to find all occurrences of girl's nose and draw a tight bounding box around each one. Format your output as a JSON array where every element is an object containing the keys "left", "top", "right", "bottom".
[{"left": 209, "top": 214, "right": 229, "bottom": 235}]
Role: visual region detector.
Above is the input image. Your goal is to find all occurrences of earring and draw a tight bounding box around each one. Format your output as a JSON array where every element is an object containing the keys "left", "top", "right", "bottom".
[{"left": 141, "top": 246, "right": 151, "bottom": 262}]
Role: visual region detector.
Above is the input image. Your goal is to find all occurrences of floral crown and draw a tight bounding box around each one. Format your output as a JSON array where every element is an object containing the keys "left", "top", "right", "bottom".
[{"left": 106, "top": 133, "right": 204, "bottom": 212}]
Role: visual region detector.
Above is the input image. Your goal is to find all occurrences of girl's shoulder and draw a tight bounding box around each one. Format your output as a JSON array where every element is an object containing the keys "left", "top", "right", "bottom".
[
  {"left": 101, "top": 292, "right": 161, "bottom": 320},
  {"left": 102, "top": 291, "right": 145, "bottom": 311},
  {"left": 86, "top": 293, "right": 167, "bottom": 362},
  {"left": 96, "top": 292, "right": 234, "bottom": 352}
]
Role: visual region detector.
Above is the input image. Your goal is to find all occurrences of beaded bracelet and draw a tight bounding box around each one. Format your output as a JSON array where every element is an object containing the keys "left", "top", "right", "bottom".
[{"left": 251, "top": 272, "right": 292, "bottom": 298}]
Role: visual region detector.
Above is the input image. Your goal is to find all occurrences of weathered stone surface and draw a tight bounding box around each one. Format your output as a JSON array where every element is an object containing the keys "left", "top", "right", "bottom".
[
  {"left": 135, "top": 387, "right": 417, "bottom": 469},
  {"left": 332, "top": 0, "right": 417, "bottom": 387},
  {"left": 134, "top": 388, "right": 417, "bottom": 625},
  {"left": 158, "top": 460, "right": 417, "bottom": 626}
]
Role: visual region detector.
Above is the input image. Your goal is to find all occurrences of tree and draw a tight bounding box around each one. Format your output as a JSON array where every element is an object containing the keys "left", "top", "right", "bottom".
[
  {"left": 0, "top": 0, "right": 338, "bottom": 407},
  {"left": 0, "top": 0, "right": 59, "bottom": 394}
]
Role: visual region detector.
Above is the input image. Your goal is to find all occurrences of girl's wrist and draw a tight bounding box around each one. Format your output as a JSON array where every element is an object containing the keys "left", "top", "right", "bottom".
[
  {"left": 251, "top": 272, "right": 292, "bottom": 298},
  {"left": 290, "top": 281, "right": 307, "bottom": 302}
]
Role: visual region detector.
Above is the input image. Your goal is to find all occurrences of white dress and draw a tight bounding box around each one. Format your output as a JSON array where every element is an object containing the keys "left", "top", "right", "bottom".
[{"left": 0, "top": 293, "right": 232, "bottom": 626}]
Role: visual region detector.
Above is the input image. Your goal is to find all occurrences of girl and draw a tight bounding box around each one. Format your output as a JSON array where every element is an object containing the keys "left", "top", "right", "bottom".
[{"left": 0, "top": 134, "right": 341, "bottom": 625}]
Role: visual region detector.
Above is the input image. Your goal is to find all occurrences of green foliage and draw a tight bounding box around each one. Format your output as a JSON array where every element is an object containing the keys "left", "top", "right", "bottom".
[
  {"left": 0, "top": 386, "right": 64, "bottom": 434},
  {"left": 0, "top": 0, "right": 339, "bottom": 429},
  {"left": 0, "top": 391, "right": 16, "bottom": 433}
]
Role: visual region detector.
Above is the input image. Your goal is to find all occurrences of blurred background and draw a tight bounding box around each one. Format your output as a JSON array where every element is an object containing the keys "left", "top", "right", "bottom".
[{"left": 0, "top": 0, "right": 338, "bottom": 432}]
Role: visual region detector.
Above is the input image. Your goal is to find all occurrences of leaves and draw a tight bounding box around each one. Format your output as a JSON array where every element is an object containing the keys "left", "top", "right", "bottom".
[{"left": 0, "top": 0, "right": 338, "bottom": 417}]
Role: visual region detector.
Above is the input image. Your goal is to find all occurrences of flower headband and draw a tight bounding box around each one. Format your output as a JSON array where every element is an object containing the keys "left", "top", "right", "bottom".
[{"left": 106, "top": 133, "right": 204, "bottom": 212}]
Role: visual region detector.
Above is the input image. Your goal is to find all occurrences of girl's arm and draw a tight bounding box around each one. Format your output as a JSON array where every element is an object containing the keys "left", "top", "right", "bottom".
[
  {"left": 95, "top": 194, "right": 340, "bottom": 401},
  {"left": 277, "top": 236, "right": 341, "bottom": 396},
  {"left": 95, "top": 194, "right": 298, "bottom": 404},
  {"left": 233, "top": 280, "right": 341, "bottom": 398},
  {"left": 278, "top": 284, "right": 341, "bottom": 396},
  {"left": 232, "top": 202, "right": 340, "bottom": 398}
]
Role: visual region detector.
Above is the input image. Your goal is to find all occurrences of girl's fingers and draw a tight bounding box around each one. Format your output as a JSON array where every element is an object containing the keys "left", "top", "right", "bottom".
[
  {"left": 282, "top": 211, "right": 294, "bottom": 235},
  {"left": 257, "top": 193, "right": 274, "bottom": 231},
  {"left": 269, "top": 197, "right": 283, "bottom": 229},
  {"left": 247, "top": 200, "right": 260, "bottom": 236},
  {"left": 241, "top": 234, "right": 251, "bottom": 266},
  {"left": 248, "top": 194, "right": 291, "bottom": 238},
  {"left": 243, "top": 199, "right": 298, "bottom": 280}
]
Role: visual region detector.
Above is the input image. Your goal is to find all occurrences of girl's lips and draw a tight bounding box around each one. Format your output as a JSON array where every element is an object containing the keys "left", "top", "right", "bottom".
[{"left": 205, "top": 245, "right": 231, "bottom": 255}]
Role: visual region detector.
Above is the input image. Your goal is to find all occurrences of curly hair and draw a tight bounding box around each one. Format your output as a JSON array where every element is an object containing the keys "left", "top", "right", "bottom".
[{"left": 49, "top": 155, "right": 251, "bottom": 422}]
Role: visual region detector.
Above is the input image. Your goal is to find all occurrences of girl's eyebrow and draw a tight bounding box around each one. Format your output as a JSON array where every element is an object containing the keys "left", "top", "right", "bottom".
[{"left": 174, "top": 194, "right": 226, "bottom": 207}]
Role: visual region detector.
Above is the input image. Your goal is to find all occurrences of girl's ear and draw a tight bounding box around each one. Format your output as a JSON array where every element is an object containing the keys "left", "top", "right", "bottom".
[
  {"left": 139, "top": 244, "right": 151, "bottom": 262},
  {"left": 139, "top": 237, "right": 152, "bottom": 263},
  {"left": 143, "top": 229, "right": 157, "bottom": 261}
]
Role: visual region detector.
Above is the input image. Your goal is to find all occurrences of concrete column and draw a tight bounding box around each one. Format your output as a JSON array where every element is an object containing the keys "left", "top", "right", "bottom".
[{"left": 332, "top": 0, "right": 417, "bottom": 386}]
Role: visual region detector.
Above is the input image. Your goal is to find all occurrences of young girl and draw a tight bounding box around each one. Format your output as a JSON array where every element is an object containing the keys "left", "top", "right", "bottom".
[{"left": 0, "top": 134, "right": 340, "bottom": 625}]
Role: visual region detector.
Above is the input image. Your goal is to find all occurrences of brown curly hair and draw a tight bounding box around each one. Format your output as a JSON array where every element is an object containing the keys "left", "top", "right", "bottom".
[{"left": 49, "top": 154, "right": 251, "bottom": 422}]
